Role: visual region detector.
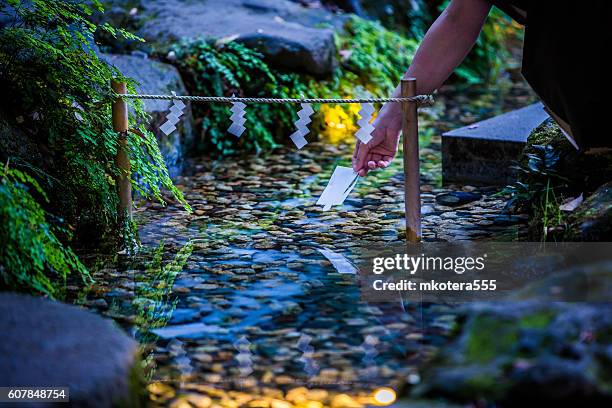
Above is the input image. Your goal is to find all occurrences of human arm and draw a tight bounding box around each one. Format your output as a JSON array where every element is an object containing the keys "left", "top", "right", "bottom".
[{"left": 352, "top": 0, "right": 493, "bottom": 176}]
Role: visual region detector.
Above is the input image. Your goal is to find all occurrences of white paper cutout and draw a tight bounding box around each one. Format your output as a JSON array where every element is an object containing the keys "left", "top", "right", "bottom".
[
  {"left": 160, "top": 93, "right": 186, "bottom": 136},
  {"left": 316, "top": 166, "right": 359, "bottom": 211},
  {"left": 289, "top": 103, "right": 314, "bottom": 149},
  {"left": 228, "top": 94, "right": 246, "bottom": 137},
  {"left": 560, "top": 193, "right": 583, "bottom": 212},
  {"left": 355, "top": 103, "right": 375, "bottom": 144},
  {"left": 317, "top": 248, "right": 357, "bottom": 274}
]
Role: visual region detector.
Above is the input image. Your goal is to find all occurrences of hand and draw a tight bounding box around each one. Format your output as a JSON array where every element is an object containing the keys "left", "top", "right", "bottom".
[{"left": 352, "top": 104, "right": 402, "bottom": 176}]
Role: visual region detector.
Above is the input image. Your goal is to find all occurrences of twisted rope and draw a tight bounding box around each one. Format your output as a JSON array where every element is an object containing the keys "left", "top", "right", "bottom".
[{"left": 117, "top": 93, "right": 435, "bottom": 106}]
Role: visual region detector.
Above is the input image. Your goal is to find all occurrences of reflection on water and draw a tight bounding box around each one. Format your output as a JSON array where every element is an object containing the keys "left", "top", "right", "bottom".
[{"left": 79, "top": 83, "right": 536, "bottom": 406}]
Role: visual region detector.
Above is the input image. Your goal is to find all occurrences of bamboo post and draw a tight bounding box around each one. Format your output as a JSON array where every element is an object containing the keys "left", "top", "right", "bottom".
[
  {"left": 401, "top": 78, "right": 421, "bottom": 242},
  {"left": 111, "top": 81, "right": 132, "bottom": 222}
]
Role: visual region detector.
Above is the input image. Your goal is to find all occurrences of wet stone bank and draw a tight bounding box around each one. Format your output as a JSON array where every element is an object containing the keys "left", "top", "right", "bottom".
[{"left": 73, "top": 86, "right": 534, "bottom": 407}]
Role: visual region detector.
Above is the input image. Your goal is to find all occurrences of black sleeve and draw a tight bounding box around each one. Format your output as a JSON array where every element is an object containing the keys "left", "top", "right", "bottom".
[{"left": 489, "top": 0, "right": 527, "bottom": 25}]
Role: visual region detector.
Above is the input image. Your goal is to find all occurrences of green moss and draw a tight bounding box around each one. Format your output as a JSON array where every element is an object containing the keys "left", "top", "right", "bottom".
[
  {"left": 116, "top": 354, "right": 146, "bottom": 408},
  {"left": 465, "top": 315, "right": 518, "bottom": 363},
  {"left": 337, "top": 16, "right": 418, "bottom": 94},
  {"left": 519, "top": 311, "right": 553, "bottom": 329}
]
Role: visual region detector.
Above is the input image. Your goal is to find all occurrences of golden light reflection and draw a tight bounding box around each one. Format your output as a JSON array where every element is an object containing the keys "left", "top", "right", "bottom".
[
  {"left": 372, "top": 387, "right": 396, "bottom": 406},
  {"left": 319, "top": 102, "right": 371, "bottom": 145}
]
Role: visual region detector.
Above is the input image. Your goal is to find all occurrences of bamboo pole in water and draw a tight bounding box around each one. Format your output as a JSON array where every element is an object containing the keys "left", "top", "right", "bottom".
[
  {"left": 401, "top": 78, "right": 421, "bottom": 242},
  {"left": 111, "top": 81, "right": 132, "bottom": 222}
]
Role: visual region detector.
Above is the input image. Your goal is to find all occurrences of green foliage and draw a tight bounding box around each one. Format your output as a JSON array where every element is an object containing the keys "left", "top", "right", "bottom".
[
  {"left": 132, "top": 240, "right": 193, "bottom": 379},
  {"left": 504, "top": 144, "right": 569, "bottom": 240},
  {"left": 170, "top": 16, "right": 417, "bottom": 154},
  {"left": 1, "top": 0, "right": 188, "bottom": 221},
  {"left": 171, "top": 40, "right": 309, "bottom": 154},
  {"left": 504, "top": 145, "right": 568, "bottom": 211},
  {"left": 0, "top": 164, "right": 91, "bottom": 298},
  {"left": 362, "top": 0, "right": 434, "bottom": 39},
  {"left": 0, "top": 0, "right": 189, "bottom": 294},
  {"left": 337, "top": 16, "right": 418, "bottom": 94},
  {"left": 457, "top": 7, "right": 521, "bottom": 84}
]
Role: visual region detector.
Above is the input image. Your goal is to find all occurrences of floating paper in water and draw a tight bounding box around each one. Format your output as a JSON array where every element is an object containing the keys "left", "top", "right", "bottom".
[
  {"left": 317, "top": 247, "right": 358, "bottom": 274},
  {"left": 228, "top": 95, "right": 247, "bottom": 137},
  {"left": 151, "top": 323, "right": 226, "bottom": 339},
  {"left": 160, "top": 94, "right": 186, "bottom": 136},
  {"left": 316, "top": 166, "right": 359, "bottom": 211},
  {"left": 297, "top": 333, "right": 319, "bottom": 376},
  {"left": 233, "top": 335, "right": 253, "bottom": 376},
  {"left": 289, "top": 103, "right": 314, "bottom": 149},
  {"left": 355, "top": 103, "right": 375, "bottom": 144}
]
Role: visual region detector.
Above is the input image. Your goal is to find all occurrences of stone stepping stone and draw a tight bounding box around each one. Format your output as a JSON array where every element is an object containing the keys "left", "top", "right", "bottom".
[
  {"left": 0, "top": 293, "right": 142, "bottom": 407},
  {"left": 442, "top": 103, "right": 549, "bottom": 185}
]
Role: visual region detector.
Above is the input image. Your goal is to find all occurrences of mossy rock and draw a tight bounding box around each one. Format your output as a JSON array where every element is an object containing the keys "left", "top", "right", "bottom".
[
  {"left": 516, "top": 119, "right": 612, "bottom": 240},
  {"left": 522, "top": 118, "right": 576, "bottom": 162},
  {"left": 521, "top": 118, "right": 612, "bottom": 192},
  {"left": 413, "top": 300, "right": 612, "bottom": 405},
  {"left": 565, "top": 181, "right": 612, "bottom": 241}
]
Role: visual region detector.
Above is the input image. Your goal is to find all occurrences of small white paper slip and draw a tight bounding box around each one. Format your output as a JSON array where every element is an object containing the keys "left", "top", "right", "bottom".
[
  {"left": 317, "top": 248, "right": 358, "bottom": 275},
  {"left": 316, "top": 166, "right": 359, "bottom": 211}
]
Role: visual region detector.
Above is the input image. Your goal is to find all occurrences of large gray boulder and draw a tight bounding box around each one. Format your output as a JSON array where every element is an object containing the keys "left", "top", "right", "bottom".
[
  {"left": 103, "top": 53, "right": 194, "bottom": 178},
  {"left": 0, "top": 293, "right": 143, "bottom": 407},
  {"left": 134, "top": 0, "right": 341, "bottom": 75}
]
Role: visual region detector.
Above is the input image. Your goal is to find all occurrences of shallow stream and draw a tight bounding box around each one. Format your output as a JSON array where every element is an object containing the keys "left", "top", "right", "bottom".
[{"left": 75, "top": 82, "right": 536, "bottom": 407}]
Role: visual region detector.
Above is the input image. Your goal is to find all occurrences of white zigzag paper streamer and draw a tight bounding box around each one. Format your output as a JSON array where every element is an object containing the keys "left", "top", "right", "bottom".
[
  {"left": 227, "top": 95, "right": 247, "bottom": 138},
  {"left": 159, "top": 93, "right": 186, "bottom": 136},
  {"left": 289, "top": 103, "right": 314, "bottom": 149},
  {"left": 355, "top": 103, "right": 375, "bottom": 144}
]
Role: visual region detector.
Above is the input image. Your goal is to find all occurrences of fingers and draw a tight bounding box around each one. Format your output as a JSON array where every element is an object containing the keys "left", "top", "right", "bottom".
[
  {"left": 356, "top": 150, "right": 394, "bottom": 176},
  {"left": 367, "top": 153, "right": 383, "bottom": 170},
  {"left": 377, "top": 155, "right": 393, "bottom": 169}
]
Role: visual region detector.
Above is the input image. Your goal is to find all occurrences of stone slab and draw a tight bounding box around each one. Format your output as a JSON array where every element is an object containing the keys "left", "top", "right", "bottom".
[
  {"left": 0, "top": 293, "right": 142, "bottom": 407},
  {"left": 444, "top": 103, "right": 549, "bottom": 142},
  {"left": 442, "top": 103, "right": 549, "bottom": 185}
]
